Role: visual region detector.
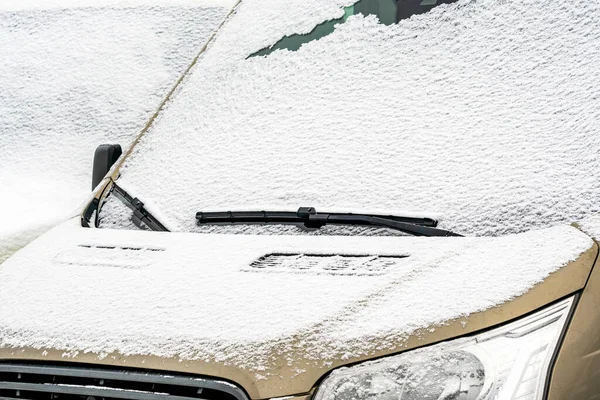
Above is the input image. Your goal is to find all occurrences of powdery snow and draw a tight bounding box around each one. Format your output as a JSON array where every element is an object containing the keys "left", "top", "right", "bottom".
[
  {"left": 104, "top": 0, "right": 600, "bottom": 237},
  {"left": 0, "top": 3, "right": 229, "bottom": 261},
  {"left": 97, "top": 194, "right": 149, "bottom": 231},
  {"left": 577, "top": 215, "right": 600, "bottom": 241},
  {"left": 0, "top": 0, "right": 235, "bottom": 11},
  {"left": 0, "top": 220, "right": 592, "bottom": 374}
]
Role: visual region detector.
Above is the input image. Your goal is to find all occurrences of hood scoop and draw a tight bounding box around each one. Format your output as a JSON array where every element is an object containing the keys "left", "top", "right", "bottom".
[{"left": 244, "top": 253, "right": 409, "bottom": 276}]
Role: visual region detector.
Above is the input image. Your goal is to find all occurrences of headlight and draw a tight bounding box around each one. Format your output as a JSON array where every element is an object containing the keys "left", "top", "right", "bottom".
[{"left": 314, "top": 296, "right": 575, "bottom": 400}]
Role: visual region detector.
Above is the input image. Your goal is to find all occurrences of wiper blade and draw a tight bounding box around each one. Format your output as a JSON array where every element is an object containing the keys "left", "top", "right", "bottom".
[
  {"left": 195, "top": 207, "right": 461, "bottom": 237},
  {"left": 112, "top": 184, "right": 169, "bottom": 232}
]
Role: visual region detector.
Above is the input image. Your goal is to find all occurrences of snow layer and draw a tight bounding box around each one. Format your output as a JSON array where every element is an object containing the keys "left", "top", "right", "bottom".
[
  {"left": 108, "top": 0, "right": 600, "bottom": 236},
  {"left": 97, "top": 194, "right": 149, "bottom": 231},
  {"left": 577, "top": 214, "right": 600, "bottom": 241},
  {"left": 0, "top": 0, "right": 235, "bottom": 11},
  {"left": 0, "top": 4, "right": 229, "bottom": 261},
  {"left": 0, "top": 221, "right": 592, "bottom": 373}
]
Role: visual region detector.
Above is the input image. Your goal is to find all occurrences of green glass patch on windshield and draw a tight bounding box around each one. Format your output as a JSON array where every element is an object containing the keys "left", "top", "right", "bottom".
[{"left": 248, "top": 0, "right": 457, "bottom": 58}]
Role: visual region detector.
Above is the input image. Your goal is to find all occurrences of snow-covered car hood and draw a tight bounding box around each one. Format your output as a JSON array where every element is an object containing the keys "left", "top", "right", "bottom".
[{"left": 0, "top": 219, "right": 597, "bottom": 398}]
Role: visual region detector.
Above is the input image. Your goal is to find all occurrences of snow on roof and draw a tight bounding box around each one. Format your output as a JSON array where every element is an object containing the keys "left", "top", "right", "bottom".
[
  {"left": 0, "top": 4, "right": 229, "bottom": 261},
  {"left": 0, "top": 221, "right": 593, "bottom": 374},
  {"left": 104, "top": 0, "right": 600, "bottom": 237}
]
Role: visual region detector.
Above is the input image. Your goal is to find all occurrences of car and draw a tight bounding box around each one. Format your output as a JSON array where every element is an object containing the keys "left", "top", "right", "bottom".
[{"left": 1, "top": 0, "right": 600, "bottom": 399}]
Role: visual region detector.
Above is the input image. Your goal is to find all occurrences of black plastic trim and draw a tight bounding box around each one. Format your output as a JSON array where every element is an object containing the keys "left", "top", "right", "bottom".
[
  {"left": 196, "top": 208, "right": 461, "bottom": 237},
  {"left": 81, "top": 197, "right": 99, "bottom": 228},
  {"left": 112, "top": 184, "right": 169, "bottom": 232},
  {"left": 542, "top": 292, "right": 582, "bottom": 399},
  {"left": 92, "top": 144, "right": 122, "bottom": 191},
  {"left": 542, "top": 241, "right": 600, "bottom": 398},
  {"left": 0, "top": 363, "right": 247, "bottom": 400}
]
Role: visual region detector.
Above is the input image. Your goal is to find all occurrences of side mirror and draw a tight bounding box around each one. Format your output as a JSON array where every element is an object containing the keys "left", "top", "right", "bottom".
[{"left": 92, "top": 144, "right": 122, "bottom": 190}]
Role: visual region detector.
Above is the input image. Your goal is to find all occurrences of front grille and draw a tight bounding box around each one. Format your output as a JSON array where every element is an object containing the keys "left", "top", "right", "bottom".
[{"left": 0, "top": 363, "right": 248, "bottom": 400}]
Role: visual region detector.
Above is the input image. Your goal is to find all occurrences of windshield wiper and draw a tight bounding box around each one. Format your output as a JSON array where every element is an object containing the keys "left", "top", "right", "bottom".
[
  {"left": 195, "top": 207, "right": 461, "bottom": 237},
  {"left": 112, "top": 184, "right": 169, "bottom": 232}
]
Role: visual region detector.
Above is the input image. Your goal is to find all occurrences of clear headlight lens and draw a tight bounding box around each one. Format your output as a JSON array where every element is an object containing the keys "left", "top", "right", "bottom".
[{"left": 314, "top": 297, "right": 575, "bottom": 400}]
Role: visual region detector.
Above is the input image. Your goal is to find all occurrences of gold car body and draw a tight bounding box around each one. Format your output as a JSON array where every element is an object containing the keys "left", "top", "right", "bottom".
[
  {"left": 2, "top": 2, "right": 599, "bottom": 395},
  {"left": 1, "top": 220, "right": 598, "bottom": 399}
]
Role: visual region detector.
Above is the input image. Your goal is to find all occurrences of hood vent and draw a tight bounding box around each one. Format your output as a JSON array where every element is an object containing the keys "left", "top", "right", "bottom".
[
  {"left": 54, "top": 245, "right": 165, "bottom": 269},
  {"left": 245, "top": 253, "right": 409, "bottom": 276}
]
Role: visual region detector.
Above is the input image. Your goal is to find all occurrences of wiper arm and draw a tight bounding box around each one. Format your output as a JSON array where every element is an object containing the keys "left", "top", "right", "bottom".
[
  {"left": 112, "top": 184, "right": 169, "bottom": 232},
  {"left": 195, "top": 207, "right": 461, "bottom": 237}
]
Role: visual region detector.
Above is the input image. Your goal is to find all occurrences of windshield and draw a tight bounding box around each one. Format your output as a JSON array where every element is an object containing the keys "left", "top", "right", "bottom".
[
  {"left": 250, "top": 0, "right": 458, "bottom": 57},
  {"left": 98, "top": 0, "right": 600, "bottom": 237}
]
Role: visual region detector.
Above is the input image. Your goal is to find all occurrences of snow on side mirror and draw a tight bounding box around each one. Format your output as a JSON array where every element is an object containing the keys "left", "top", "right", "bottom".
[{"left": 92, "top": 144, "right": 122, "bottom": 190}]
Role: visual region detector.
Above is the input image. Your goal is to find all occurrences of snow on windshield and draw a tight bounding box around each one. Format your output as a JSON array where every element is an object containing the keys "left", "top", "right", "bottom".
[
  {"left": 106, "top": 0, "right": 600, "bottom": 236},
  {"left": 0, "top": 3, "right": 230, "bottom": 262},
  {"left": 0, "top": 0, "right": 236, "bottom": 10}
]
